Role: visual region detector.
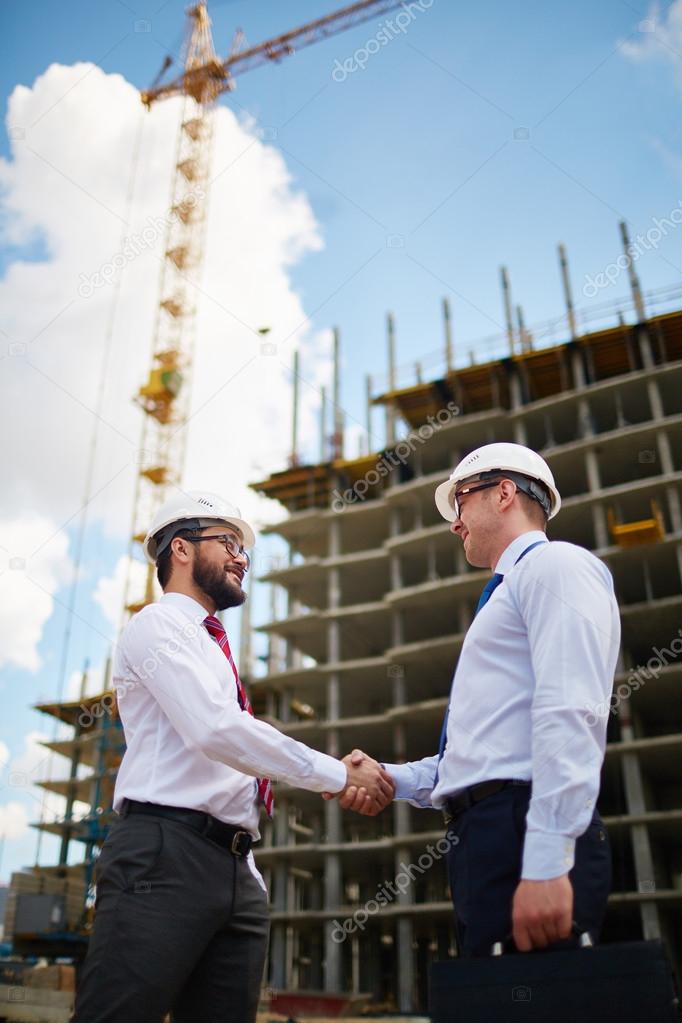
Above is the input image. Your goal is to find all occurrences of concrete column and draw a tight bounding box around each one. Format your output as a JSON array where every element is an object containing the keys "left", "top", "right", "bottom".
[
  {"left": 457, "top": 599, "right": 470, "bottom": 635},
  {"left": 618, "top": 696, "right": 661, "bottom": 940},
  {"left": 592, "top": 504, "right": 610, "bottom": 550},
  {"left": 639, "top": 329, "right": 655, "bottom": 370},
  {"left": 509, "top": 370, "right": 523, "bottom": 411},
  {"left": 392, "top": 717, "right": 415, "bottom": 1011},
  {"left": 266, "top": 691, "right": 277, "bottom": 719},
  {"left": 388, "top": 501, "right": 416, "bottom": 1011},
  {"left": 578, "top": 397, "right": 593, "bottom": 437},
  {"left": 389, "top": 508, "right": 404, "bottom": 593},
  {"left": 324, "top": 672, "right": 343, "bottom": 991},
  {"left": 390, "top": 554, "right": 402, "bottom": 592},
  {"left": 656, "top": 432, "right": 682, "bottom": 530},
  {"left": 657, "top": 430, "right": 674, "bottom": 475},
  {"left": 427, "top": 540, "right": 437, "bottom": 582},
  {"left": 270, "top": 799, "right": 290, "bottom": 988},
  {"left": 585, "top": 448, "right": 601, "bottom": 493},
  {"left": 647, "top": 380, "right": 664, "bottom": 420},
  {"left": 571, "top": 348, "right": 586, "bottom": 389},
  {"left": 290, "top": 597, "right": 304, "bottom": 670},
  {"left": 323, "top": 804, "right": 343, "bottom": 989},
  {"left": 513, "top": 418, "right": 528, "bottom": 446},
  {"left": 324, "top": 514, "right": 343, "bottom": 990},
  {"left": 585, "top": 449, "right": 610, "bottom": 547}
]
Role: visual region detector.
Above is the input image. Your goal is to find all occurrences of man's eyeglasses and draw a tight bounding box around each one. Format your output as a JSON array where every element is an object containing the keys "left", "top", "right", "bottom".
[
  {"left": 187, "top": 534, "right": 250, "bottom": 570},
  {"left": 452, "top": 480, "right": 501, "bottom": 518}
]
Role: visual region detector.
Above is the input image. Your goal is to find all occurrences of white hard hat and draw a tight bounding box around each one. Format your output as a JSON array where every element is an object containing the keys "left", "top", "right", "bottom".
[
  {"left": 143, "top": 490, "right": 256, "bottom": 564},
  {"left": 435, "top": 442, "right": 561, "bottom": 522}
]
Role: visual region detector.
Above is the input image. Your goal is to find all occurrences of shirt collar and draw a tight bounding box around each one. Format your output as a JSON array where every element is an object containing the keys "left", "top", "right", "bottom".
[
  {"left": 160, "top": 591, "right": 212, "bottom": 623},
  {"left": 494, "top": 529, "right": 548, "bottom": 576}
]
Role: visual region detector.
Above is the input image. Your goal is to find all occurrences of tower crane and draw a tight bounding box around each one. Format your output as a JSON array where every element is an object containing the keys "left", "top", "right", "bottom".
[{"left": 123, "top": 0, "right": 404, "bottom": 616}]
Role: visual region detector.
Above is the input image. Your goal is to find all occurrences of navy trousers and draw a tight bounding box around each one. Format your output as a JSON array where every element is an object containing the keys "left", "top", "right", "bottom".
[{"left": 445, "top": 785, "right": 612, "bottom": 957}]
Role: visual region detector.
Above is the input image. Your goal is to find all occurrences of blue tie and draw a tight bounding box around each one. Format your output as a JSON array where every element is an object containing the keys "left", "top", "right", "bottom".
[
  {"left": 475, "top": 572, "right": 505, "bottom": 615},
  {"left": 435, "top": 541, "right": 546, "bottom": 774}
]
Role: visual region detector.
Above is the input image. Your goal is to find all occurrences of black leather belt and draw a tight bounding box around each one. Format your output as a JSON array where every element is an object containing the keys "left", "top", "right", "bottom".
[
  {"left": 443, "top": 778, "right": 531, "bottom": 824},
  {"left": 122, "top": 800, "right": 254, "bottom": 857}
]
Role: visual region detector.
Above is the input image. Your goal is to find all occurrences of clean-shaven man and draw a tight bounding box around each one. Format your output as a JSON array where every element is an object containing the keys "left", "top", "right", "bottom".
[
  {"left": 341, "top": 443, "right": 620, "bottom": 956},
  {"left": 73, "top": 491, "right": 394, "bottom": 1023}
]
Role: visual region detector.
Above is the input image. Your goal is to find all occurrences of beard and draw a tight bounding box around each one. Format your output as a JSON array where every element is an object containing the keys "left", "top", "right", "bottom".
[{"left": 192, "top": 550, "right": 246, "bottom": 611}]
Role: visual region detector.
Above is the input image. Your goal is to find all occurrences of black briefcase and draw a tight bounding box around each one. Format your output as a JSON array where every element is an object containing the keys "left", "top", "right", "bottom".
[{"left": 430, "top": 938, "right": 679, "bottom": 1022}]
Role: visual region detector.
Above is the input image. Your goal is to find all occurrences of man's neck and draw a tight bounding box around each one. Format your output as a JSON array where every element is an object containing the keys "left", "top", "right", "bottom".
[
  {"left": 164, "top": 582, "right": 216, "bottom": 616},
  {"left": 489, "top": 527, "right": 545, "bottom": 571}
]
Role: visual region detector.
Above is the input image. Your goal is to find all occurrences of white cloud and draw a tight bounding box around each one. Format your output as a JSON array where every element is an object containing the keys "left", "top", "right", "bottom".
[
  {"left": 0, "top": 517, "right": 72, "bottom": 671},
  {"left": 1, "top": 61, "right": 331, "bottom": 659},
  {"left": 7, "top": 730, "right": 52, "bottom": 793},
  {"left": 0, "top": 802, "right": 29, "bottom": 840},
  {"left": 92, "top": 554, "right": 148, "bottom": 635},
  {"left": 622, "top": 1, "right": 682, "bottom": 81}
]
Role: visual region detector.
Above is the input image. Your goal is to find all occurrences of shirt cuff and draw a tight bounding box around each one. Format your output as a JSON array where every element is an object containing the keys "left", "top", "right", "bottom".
[
  {"left": 305, "top": 752, "right": 347, "bottom": 794},
  {"left": 382, "top": 762, "right": 417, "bottom": 802},
  {"left": 522, "top": 830, "right": 576, "bottom": 880}
]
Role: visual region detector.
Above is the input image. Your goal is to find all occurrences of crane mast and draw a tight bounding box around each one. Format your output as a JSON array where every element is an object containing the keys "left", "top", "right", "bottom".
[
  {"left": 124, "top": 0, "right": 402, "bottom": 616},
  {"left": 123, "top": 4, "right": 220, "bottom": 615}
]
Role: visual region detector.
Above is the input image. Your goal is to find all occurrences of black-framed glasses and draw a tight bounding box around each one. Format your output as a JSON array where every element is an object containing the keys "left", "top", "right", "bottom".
[
  {"left": 187, "top": 534, "right": 250, "bottom": 570},
  {"left": 453, "top": 480, "right": 501, "bottom": 518}
]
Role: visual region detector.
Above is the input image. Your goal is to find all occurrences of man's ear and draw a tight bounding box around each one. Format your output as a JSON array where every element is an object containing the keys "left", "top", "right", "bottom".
[
  {"left": 170, "top": 536, "right": 191, "bottom": 562},
  {"left": 498, "top": 478, "right": 517, "bottom": 510}
]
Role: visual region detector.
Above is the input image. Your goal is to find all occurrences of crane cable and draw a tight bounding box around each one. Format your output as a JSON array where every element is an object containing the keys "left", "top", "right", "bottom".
[{"left": 34, "top": 108, "right": 146, "bottom": 865}]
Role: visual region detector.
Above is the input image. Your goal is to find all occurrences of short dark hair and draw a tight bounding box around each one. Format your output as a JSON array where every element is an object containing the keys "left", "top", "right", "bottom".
[
  {"left": 155, "top": 526, "right": 202, "bottom": 590},
  {"left": 517, "top": 490, "right": 548, "bottom": 529}
]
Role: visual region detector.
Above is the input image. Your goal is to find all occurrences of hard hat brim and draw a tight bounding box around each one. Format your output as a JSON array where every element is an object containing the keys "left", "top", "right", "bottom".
[{"left": 435, "top": 479, "right": 457, "bottom": 522}]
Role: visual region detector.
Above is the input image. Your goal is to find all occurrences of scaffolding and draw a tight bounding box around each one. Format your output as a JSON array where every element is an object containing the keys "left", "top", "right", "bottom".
[{"left": 4, "top": 686, "right": 125, "bottom": 959}]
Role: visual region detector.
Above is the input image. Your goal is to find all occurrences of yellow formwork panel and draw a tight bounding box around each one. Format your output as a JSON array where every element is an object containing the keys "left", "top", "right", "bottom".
[{"left": 608, "top": 500, "right": 665, "bottom": 548}]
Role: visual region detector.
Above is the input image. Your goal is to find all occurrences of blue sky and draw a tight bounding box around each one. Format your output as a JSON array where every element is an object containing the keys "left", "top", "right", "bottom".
[{"left": 1, "top": 0, "right": 681, "bottom": 883}]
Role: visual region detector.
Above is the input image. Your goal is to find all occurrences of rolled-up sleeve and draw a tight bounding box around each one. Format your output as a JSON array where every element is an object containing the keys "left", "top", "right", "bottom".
[
  {"left": 122, "top": 608, "right": 347, "bottom": 795},
  {"left": 513, "top": 544, "right": 620, "bottom": 880}
]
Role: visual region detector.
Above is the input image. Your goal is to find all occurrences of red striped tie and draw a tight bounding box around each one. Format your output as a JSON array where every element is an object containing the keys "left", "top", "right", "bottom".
[{"left": 204, "top": 615, "right": 274, "bottom": 818}]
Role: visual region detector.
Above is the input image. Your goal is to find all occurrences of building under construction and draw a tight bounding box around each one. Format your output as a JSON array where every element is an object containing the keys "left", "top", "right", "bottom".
[{"left": 249, "top": 274, "right": 682, "bottom": 1010}]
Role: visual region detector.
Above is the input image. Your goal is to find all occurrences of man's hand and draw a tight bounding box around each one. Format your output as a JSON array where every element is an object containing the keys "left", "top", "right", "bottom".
[
  {"left": 322, "top": 749, "right": 395, "bottom": 815},
  {"left": 512, "top": 874, "right": 573, "bottom": 951}
]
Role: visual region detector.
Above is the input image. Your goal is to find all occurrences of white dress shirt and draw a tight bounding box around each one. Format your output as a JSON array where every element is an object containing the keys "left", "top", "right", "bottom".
[
  {"left": 112, "top": 593, "right": 347, "bottom": 848},
  {"left": 385, "top": 530, "right": 621, "bottom": 881}
]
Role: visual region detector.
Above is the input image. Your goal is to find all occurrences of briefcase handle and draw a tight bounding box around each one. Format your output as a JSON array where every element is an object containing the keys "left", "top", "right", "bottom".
[{"left": 490, "top": 922, "right": 593, "bottom": 956}]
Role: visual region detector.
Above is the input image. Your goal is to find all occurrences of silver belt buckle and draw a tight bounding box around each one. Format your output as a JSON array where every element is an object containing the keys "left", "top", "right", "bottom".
[{"left": 231, "top": 830, "right": 250, "bottom": 856}]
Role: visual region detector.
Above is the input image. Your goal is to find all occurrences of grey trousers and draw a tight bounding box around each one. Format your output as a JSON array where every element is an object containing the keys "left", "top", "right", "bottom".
[{"left": 72, "top": 813, "right": 269, "bottom": 1023}]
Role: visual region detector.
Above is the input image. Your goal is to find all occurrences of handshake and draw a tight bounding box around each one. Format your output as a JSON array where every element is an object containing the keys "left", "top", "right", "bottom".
[{"left": 323, "top": 749, "right": 395, "bottom": 816}]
